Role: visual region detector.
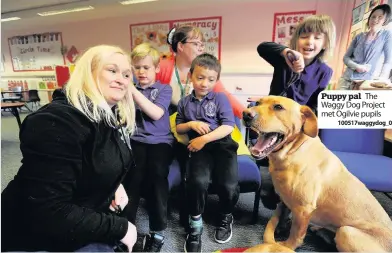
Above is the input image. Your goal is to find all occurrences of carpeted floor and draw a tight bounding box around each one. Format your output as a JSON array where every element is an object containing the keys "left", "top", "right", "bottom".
[{"left": 2, "top": 111, "right": 392, "bottom": 252}]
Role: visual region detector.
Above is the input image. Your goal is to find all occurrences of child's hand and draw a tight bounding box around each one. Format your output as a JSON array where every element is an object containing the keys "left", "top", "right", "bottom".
[
  {"left": 283, "top": 49, "right": 304, "bottom": 73},
  {"left": 188, "top": 137, "right": 207, "bottom": 152},
  {"left": 190, "top": 121, "right": 211, "bottom": 135}
]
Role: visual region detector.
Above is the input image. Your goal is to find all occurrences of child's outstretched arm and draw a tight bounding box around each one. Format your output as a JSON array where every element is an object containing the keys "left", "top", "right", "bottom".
[
  {"left": 129, "top": 84, "right": 172, "bottom": 121},
  {"left": 257, "top": 42, "right": 289, "bottom": 67}
]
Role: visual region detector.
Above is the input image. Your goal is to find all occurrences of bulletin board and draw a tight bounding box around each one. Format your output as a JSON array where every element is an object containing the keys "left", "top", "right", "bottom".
[
  {"left": 8, "top": 32, "right": 66, "bottom": 72},
  {"left": 272, "top": 11, "right": 316, "bottom": 46},
  {"left": 130, "top": 16, "right": 222, "bottom": 60},
  {"left": 347, "top": 0, "right": 389, "bottom": 48}
]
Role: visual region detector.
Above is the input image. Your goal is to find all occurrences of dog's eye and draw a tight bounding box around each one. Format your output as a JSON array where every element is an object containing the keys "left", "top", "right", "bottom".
[{"left": 273, "top": 104, "right": 284, "bottom": 111}]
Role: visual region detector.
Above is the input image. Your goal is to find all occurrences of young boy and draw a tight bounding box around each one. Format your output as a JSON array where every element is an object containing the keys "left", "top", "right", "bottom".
[
  {"left": 176, "top": 53, "right": 239, "bottom": 253},
  {"left": 123, "top": 42, "right": 174, "bottom": 252}
]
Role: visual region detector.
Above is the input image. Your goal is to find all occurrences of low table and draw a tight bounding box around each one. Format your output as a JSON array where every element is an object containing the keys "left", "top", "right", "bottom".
[{"left": 1, "top": 102, "right": 26, "bottom": 128}]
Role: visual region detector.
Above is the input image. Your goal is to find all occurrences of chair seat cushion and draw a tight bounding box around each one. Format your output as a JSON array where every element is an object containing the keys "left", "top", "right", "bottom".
[
  {"left": 168, "top": 159, "right": 181, "bottom": 191},
  {"left": 168, "top": 155, "right": 261, "bottom": 192},
  {"left": 332, "top": 151, "right": 392, "bottom": 192}
]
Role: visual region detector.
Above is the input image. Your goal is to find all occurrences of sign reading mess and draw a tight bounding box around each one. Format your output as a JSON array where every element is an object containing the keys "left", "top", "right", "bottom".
[
  {"left": 130, "top": 16, "right": 221, "bottom": 60},
  {"left": 272, "top": 11, "right": 316, "bottom": 46}
]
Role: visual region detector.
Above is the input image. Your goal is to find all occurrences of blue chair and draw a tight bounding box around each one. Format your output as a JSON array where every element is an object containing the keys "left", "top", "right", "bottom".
[
  {"left": 168, "top": 117, "right": 262, "bottom": 224},
  {"left": 319, "top": 129, "right": 392, "bottom": 196}
]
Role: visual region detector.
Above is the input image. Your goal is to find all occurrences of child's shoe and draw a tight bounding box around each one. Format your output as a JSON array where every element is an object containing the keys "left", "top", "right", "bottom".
[
  {"left": 143, "top": 233, "right": 164, "bottom": 252},
  {"left": 214, "top": 213, "right": 233, "bottom": 243}
]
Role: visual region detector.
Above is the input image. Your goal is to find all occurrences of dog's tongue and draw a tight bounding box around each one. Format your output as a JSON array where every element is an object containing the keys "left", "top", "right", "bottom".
[{"left": 250, "top": 134, "right": 277, "bottom": 156}]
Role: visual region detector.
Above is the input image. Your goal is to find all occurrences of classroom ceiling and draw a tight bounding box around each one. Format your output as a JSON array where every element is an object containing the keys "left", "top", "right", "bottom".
[{"left": 1, "top": 0, "right": 314, "bottom": 31}]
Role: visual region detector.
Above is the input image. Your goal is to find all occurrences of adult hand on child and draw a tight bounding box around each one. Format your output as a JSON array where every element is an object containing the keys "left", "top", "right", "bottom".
[
  {"left": 190, "top": 121, "right": 211, "bottom": 135},
  {"left": 109, "top": 184, "right": 128, "bottom": 213},
  {"left": 188, "top": 136, "right": 207, "bottom": 152},
  {"left": 120, "top": 221, "right": 137, "bottom": 252},
  {"left": 283, "top": 49, "right": 304, "bottom": 73}
]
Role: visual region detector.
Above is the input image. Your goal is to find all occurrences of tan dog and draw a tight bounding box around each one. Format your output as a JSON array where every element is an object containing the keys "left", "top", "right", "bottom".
[
  {"left": 246, "top": 96, "right": 392, "bottom": 252},
  {"left": 245, "top": 203, "right": 295, "bottom": 252}
]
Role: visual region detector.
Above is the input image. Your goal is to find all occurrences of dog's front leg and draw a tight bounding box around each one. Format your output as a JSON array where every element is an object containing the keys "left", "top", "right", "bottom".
[{"left": 280, "top": 205, "right": 313, "bottom": 250}]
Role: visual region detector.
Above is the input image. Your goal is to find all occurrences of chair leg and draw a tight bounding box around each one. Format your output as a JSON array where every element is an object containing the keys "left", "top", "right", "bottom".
[
  {"left": 384, "top": 192, "right": 392, "bottom": 201},
  {"left": 252, "top": 187, "right": 261, "bottom": 224}
]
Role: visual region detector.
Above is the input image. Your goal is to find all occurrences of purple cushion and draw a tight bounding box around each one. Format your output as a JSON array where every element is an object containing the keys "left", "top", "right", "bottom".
[
  {"left": 320, "top": 129, "right": 385, "bottom": 155},
  {"left": 168, "top": 155, "right": 261, "bottom": 192},
  {"left": 168, "top": 159, "right": 181, "bottom": 191},
  {"left": 333, "top": 151, "right": 392, "bottom": 192}
]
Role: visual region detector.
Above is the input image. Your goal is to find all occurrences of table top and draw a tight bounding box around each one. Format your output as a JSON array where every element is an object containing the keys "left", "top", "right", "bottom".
[
  {"left": 1, "top": 90, "right": 29, "bottom": 93},
  {"left": 357, "top": 80, "right": 392, "bottom": 90},
  {"left": 1, "top": 102, "right": 26, "bottom": 108}
]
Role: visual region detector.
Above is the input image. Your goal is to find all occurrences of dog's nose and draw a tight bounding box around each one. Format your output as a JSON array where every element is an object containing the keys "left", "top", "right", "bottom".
[{"left": 243, "top": 110, "right": 256, "bottom": 127}]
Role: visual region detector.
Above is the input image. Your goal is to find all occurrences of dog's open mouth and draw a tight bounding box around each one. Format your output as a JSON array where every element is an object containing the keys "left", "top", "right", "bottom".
[{"left": 250, "top": 131, "right": 285, "bottom": 159}]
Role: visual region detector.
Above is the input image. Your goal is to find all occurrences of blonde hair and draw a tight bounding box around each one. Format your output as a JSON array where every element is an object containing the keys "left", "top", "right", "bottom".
[
  {"left": 65, "top": 45, "right": 136, "bottom": 134},
  {"left": 289, "top": 14, "right": 336, "bottom": 62},
  {"left": 131, "top": 42, "right": 160, "bottom": 67}
]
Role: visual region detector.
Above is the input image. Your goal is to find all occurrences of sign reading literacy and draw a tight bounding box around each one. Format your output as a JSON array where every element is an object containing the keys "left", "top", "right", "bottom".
[{"left": 130, "top": 16, "right": 221, "bottom": 60}]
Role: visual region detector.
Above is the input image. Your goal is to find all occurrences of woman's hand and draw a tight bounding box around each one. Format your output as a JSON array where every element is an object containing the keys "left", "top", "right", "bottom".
[
  {"left": 355, "top": 64, "right": 370, "bottom": 73},
  {"left": 120, "top": 221, "right": 137, "bottom": 252},
  {"left": 282, "top": 49, "right": 305, "bottom": 73},
  {"left": 110, "top": 184, "right": 128, "bottom": 213},
  {"left": 190, "top": 121, "right": 211, "bottom": 135}
]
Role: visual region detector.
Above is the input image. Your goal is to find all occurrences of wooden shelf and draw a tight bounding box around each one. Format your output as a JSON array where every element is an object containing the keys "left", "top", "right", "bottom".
[{"left": 0, "top": 71, "right": 55, "bottom": 78}]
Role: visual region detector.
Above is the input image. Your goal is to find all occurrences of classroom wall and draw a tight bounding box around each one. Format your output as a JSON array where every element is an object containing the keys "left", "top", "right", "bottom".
[{"left": 1, "top": 0, "right": 355, "bottom": 104}]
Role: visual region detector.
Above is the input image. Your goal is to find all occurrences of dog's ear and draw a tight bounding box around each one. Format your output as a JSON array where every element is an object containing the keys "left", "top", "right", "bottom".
[{"left": 300, "top": 106, "right": 318, "bottom": 138}]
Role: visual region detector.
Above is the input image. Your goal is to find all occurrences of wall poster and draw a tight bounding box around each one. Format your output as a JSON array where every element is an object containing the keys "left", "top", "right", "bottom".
[
  {"left": 130, "top": 16, "right": 222, "bottom": 60},
  {"left": 272, "top": 11, "right": 316, "bottom": 46},
  {"left": 8, "top": 32, "right": 65, "bottom": 72}
]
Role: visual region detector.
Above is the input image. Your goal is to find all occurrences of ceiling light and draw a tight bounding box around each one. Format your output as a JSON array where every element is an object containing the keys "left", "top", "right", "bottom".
[
  {"left": 1, "top": 17, "right": 21, "bottom": 22},
  {"left": 37, "top": 6, "right": 94, "bottom": 16},
  {"left": 120, "top": 0, "right": 158, "bottom": 5}
]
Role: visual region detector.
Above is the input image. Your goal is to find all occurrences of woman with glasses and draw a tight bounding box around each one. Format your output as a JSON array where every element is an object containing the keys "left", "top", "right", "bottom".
[
  {"left": 338, "top": 4, "right": 392, "bottom": 90},
  {"left": 156, "top": 25, "right": 249, "bottom": 117}
]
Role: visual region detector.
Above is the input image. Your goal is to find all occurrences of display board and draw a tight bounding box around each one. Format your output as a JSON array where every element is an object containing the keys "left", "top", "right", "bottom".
[
  {"left": 8, "top": 32, "right": 66, "bottom": 72},
  {"left": 130, "top": 16, "right": 221, "bottom": 60},
  {"left": 272, "top": 11, "right": 316, "bottom": 46}
]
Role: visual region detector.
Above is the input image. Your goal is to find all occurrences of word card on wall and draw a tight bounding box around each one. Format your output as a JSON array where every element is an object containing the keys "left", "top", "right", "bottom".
[
  {"left": 8, "top": 32, "right": 66, "bottom": 72},
  {"left": 272, "top": 11, "right": 316, "bottom": 46},
  {"left": 130, "top": 16, "right": 222, "bottom": 60}
]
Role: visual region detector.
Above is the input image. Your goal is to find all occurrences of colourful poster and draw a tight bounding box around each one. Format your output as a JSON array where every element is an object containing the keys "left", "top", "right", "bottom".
[
  {"left": 130, "top": 22, "right": 172, "bottom": 60},
  {"left": 8, "top": 32, "right": 65, "bottom": 72},
  {"left": 272, "top": 11, "right": 316, "bottom": 46},
  {"left": 172, "top": 17, "right": 221, "bottom": 60},
  {"left": 130, "top": 16, "right": 222, "bottom": 60}
]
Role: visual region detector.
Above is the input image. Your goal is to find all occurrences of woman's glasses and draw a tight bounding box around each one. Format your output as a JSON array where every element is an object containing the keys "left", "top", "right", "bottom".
[{"left": 184, "top": 41, "right": 205, "bottom": 49}]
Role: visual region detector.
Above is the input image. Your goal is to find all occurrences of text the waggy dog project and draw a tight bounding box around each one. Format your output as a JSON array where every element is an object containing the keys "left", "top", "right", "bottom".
[{"left": 318, "top": 91, "right": 392, "bottom": 129}]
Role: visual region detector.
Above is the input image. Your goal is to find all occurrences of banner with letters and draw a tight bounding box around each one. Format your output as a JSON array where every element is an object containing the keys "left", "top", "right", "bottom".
[
  {"left": 130, "top": 16, "right": 221, "bottom": 60},
  {"left": 272, "top": 11, "right": 316, "bottom": 46},
  {"left": 8, "top": 32, "right": 65, "bottom": 72}
]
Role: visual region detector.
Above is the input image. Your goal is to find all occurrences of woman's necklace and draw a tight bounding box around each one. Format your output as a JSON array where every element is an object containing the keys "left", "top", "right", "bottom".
[{"left": 174, "top": 64, "right": 189, "bottom": 98}]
